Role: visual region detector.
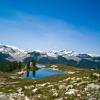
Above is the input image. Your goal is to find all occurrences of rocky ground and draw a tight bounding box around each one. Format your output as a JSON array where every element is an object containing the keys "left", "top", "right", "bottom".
[{"left": 0, "top": 65, "right": 100, "bottom": 100}]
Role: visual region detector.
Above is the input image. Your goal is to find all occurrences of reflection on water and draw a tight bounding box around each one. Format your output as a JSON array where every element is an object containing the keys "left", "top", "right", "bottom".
[{"left": 21, "top": 68, "right": 64, "bottom": 78}]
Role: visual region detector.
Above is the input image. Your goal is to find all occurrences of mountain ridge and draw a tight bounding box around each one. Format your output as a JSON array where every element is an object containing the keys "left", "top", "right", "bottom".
[{"left": 0, "top": 44, "right": 100, "bottom": 69}]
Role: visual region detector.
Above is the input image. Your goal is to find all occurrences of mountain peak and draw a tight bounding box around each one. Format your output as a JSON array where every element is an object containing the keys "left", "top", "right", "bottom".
[
  {"left": 0, "top": 44, "right": 100, "bottom": 63},
  {"left": 0, "top": 44, "right": 27, "bottom": 61},
  {"left": 0, "top": 44, "right": 26, "bottom": 53}
]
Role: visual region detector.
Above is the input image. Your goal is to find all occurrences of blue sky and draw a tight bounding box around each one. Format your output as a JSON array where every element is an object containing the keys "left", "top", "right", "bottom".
[{"left": 0, "top": 0, "right": 100, "bottom": 54}]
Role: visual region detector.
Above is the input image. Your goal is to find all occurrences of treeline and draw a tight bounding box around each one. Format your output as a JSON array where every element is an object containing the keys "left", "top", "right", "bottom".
[{"left": 0, "top": 60, "right": 22, "bottom": 72}]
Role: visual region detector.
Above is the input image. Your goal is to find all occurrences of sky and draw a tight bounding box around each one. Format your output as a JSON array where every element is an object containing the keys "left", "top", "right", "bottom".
[{"left": 0, "top": 0, "right": 100, "bottom": 54}]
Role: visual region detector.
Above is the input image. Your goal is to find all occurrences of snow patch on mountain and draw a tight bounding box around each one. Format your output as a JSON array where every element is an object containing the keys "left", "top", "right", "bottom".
[
  {"left": 0, "top": 44, "right": 100, "bottom": 63},
  {"left": 88, "top": 54, "right": 100, "bottom": 57},
  {"left": 0, "top": 44, "right": 28, "bottom": 61}
]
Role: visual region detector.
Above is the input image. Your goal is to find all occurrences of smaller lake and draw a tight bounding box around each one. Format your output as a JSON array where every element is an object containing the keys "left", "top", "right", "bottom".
[{"left": 21, "top": 68, "right": 64, "bottom": 78}]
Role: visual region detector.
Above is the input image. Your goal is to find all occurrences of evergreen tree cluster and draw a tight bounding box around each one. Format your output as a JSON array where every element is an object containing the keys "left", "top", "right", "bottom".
[{"left": 0, "top": 60, "right": 22, "bottom": 72}]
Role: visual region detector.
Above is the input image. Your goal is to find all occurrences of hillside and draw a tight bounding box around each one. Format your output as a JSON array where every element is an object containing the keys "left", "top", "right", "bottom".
[{"left": 0, "top": 64, "right": 100, "bottom": 100}]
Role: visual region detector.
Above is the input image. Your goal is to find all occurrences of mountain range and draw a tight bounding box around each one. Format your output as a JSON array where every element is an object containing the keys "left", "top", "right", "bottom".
[{"left": 0, "top": 44, "right": 100, "bottom": 69}]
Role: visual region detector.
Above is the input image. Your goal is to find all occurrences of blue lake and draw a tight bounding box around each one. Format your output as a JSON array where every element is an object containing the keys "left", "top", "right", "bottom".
[{"left": 21, "top": 68, "right": 64, "bottom": 78}]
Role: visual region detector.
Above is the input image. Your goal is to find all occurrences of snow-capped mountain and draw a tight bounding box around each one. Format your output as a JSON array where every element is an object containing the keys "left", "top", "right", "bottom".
[
  {"left": 27, "top": 50, "right": 92, "bottom": 61},
  {"left": 26, "top": 50, "right": 100, "bottom": 69},
  {"left": 0, "top": 44, "right": 27, "bottom": 61},
  {"left": 0, "top": 44, "right": 100, "bottom": 69},
  {"left": 0, "top": 44, "right": 99, "bottom": 61}
]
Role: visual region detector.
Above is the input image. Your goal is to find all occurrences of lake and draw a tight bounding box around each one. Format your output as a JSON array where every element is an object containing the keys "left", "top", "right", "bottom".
[{"left": 21, "top": 68, "right": 64, "bottom": 78}]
